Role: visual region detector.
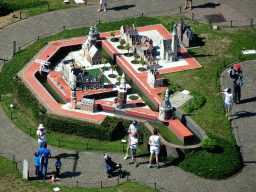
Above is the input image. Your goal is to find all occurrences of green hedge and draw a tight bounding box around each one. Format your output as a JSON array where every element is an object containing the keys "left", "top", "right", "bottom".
[
  {"left": 183, "top": 91, "right": 206, "bottom": 113},
  {"left": 178, "top": 135, "right": 243, "bottom": 179}
]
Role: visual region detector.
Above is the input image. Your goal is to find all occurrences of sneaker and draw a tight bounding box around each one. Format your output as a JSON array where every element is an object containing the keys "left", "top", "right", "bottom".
[
  {"left": 157, "top": 165, "right": 160, "bottom": 169},
  {"left": 135, "top": 163, "right": 138, "bottom": 167},
  {"left": 124, "top": 154, "right": 128, "bottom": 160},
  {"left": 104, "top": 8, "right": 107, "bottom": 12},
  {"left": 228, "top": 117, "right": 231, "bottom": 121},
  {"left": 128, "top": 162, "right": 131, "bottom": 165},
  {"left": 97, "top": 9, "right": 101, "bottom": 12},
  {"left": 226, "top": 114, "right": 228, "bottom": 117},
  {"left": 147, "top": 164, "right": 152, "bottom": 168}
]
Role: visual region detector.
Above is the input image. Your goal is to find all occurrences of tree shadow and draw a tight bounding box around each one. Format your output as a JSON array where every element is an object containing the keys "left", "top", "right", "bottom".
[
  {"left": 193, "top": 3, "right": 220, "bottom": 9},
  {"left": 109, "top": 5, "right": 136, "bottom": 11}
]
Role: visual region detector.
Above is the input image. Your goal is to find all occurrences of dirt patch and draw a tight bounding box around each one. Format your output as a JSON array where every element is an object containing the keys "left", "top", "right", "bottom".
[{"left": 0, "top": 10, "right": 29, "bottom": 28}]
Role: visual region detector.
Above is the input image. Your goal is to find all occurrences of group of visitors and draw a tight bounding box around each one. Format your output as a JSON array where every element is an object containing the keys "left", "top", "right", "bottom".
[
  {"left": 124, "top": 120, "right": 161, "bottom": 169},
  {"left": 35, "top": 124, "right": 61, "bottom": 179},
  {"left": 217, "top": 65, "right": 243, "bottom": 121}
]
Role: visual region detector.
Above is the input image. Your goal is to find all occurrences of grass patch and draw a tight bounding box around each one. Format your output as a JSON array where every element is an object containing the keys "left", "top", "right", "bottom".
[
  {"left": 129, "top": 95, "right": 139, "bottom": 100},
  {"left": 41, "top": 79, "right": 66, "bottom": 104},
  {"left": 86, "top": 68, "right": 111, "bottom": 83},
  {"left": 149, "top": 122, "right": 184, "bottom": 146},
  {"left": 0, "top": 95, "right": 149, "bottom": 156},
  {"left": 0, "top": 156, "right": 159, "bottom": 191}
]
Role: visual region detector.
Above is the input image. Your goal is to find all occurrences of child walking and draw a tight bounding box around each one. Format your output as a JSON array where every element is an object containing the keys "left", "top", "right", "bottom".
[
  {"left": 217, "top": 88, "right": 233, "bottom": 120},
  {"left": 128, "top": 132, "right": 138, "bottom": 167},
  {"left": 34, "top": 152, "right": 40, "bottom": 177},
  {"left": 55, "top": 156, "right": 62, "bottom": 179}
]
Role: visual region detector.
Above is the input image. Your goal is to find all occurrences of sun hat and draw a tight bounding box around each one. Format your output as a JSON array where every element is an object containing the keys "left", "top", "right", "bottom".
[
  {"left": 235, "top": 65, "right": 241, "bottom": 71},
  {"left": 131, "top": 132, "right": 137, "bottom": 137},
  {"left": 38, "top": 124, "right": 44, "bottom": 129}
]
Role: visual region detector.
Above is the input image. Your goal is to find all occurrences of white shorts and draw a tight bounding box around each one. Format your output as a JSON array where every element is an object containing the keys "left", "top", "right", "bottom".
[
  {"left": 150, "top": 147, "right": 159, "bottom": 154},
  {"left": 100, "top": 0, "right": 107, "bottom": 4}
]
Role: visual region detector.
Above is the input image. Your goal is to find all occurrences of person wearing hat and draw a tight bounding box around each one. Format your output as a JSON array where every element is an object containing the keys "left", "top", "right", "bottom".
[
  {"left": 230, "top": 65, "right": 243, "bottom": 103},
  {"left": 124, "top": 120, "right": 140, "bottom": 160},
  {"left": 37, "top": 124, "right": 48, "bottom": 149},
  {"left": 217, "top": 88, "right": 233, "bottom": 120},
  {"left": 128, "top": 132, "right": 139, "bottom": 167}
]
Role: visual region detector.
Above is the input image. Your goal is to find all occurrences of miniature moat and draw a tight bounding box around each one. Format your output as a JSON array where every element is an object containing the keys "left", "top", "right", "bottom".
[{"left": 20, "top": 22, "right": 204, "bottom": 146}]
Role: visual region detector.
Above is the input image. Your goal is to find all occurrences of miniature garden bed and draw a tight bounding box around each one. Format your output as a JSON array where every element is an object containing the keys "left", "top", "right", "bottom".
[
  {"left": 108, "top": 74, "right": 117, "bottom": 78},
  {"left": 124, "top": 53, "right": 133, "bottom": 57},
  {"left": 136, "top": 102, "right": 146, "bottom": 107},
  {"left": 129, "top": 95, "right": 139, "bottom": 100},
  {"left": 138, "top": 67, "right": 147, "bottom": 72},
  {"left": 110, "top": 38, "right": 119, "bottom": 42},
  {"left": 115, "top": 82, "right": 121, "bottom": 86},
  {"left": 131, "top": 60, "right": 139, "bottom": 64},
  {"left": 101, "top": 66, "right": 110, "bottom": 71},
  {"left": 117, "top": 45, "right": 124, "bottom": 49}
]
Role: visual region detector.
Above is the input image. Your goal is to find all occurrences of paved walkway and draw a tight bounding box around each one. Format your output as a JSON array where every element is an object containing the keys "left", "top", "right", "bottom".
[{"left": 0, "top": 0, "right": 256, "bottom": 191}]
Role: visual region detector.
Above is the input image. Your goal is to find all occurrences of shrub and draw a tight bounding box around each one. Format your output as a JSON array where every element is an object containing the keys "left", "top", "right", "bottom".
[
  {"left": 183, "top": 92, "right": 206, "bottom": 113},
  {"left": 201, "top": 138, "right": 217, "bottom": 151},
  {"left": 129, "top": 95, "right": 139, "bottom": 100}
]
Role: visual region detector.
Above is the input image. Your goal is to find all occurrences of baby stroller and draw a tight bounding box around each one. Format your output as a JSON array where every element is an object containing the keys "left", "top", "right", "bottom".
[{"left": 103, "top": 154, "right": 123, "bottom": 178}]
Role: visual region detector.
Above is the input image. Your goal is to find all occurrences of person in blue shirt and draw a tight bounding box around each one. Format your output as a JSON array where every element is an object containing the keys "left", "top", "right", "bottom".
[
  {"left": 37, "top": 143, "right": 51, "bottom": 179},
  {"left": 34, "top": 152, "right": 40, "bottom": 177},
  {"left": 55, "top": 156, "right": 62, "bottom": 179}
]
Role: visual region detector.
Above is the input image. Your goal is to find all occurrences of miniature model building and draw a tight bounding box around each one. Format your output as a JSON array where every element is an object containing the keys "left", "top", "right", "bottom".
[
  {"left": 147, "top": 68, "right": 163, "bottom": 88},
  {"left": 177, "top": 18, "right": 195, "bottom": 48},
  {"left": 82, "top": 24, "right": 103, "bottom": 65},
  {"left": 159, "top": 89, "right": 175, "bottom": 121},
  {"left": 136, "top": 36, "right": 154, "bottom": 62},
  {"left": 120, "top": 24, "right": 140, "bottom": 47},
  {"left": 160, "top": 24, "right": 180, "bottom": 62},
  {"left": 117, "top": 73, "right": 127, "bottom": 109},
  {"left": 62, "top": 62, "right": 104, "bottom": 91},
  {"left": 76, "top": 98, "right": 95, "bottom": 113}
]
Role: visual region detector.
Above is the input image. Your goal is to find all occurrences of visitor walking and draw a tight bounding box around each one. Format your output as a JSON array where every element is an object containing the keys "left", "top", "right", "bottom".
[
  {"left": 37, "top": 143, "right": 51, "bottom": 179},
  {"left": 184, "top": 0, "right": 192, "bottom": 10},
  {"left": 97, "top": 0, "right": 107, "bottom": 12},
  {"left": 34, "top": 152, "right": 40, "bottom": 177},
  {"left": 55, "top": 156, "right": 62, "bottom": 179},
  {"left": 229, "top": 65, "right": 243, "bottom": 104},
  {"left": 128, "top": 132, "right": 139, "bottom": 167},
  {"left": 37, "top": 124, "right": 48, "bottom": 149},
  {"left": 124, "top": 120, "right": 140, "bottom": 160},
  {"left": 148, "top": 129, "right": 161, "bottom": 169},
  {"left": 217, "top": 88, "right": 233, "bottom": 121}
]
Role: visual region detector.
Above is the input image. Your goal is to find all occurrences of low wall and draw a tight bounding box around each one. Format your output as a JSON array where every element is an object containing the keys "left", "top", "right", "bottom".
[
  {"left": 96, "top": 104, "right": 115, "bottom": 112},
  {"left": 175, "top": 108, "right": 208, "bottom": 140},
  {"left": 125, "top": 110, "right": 157, "bottom": 120}
]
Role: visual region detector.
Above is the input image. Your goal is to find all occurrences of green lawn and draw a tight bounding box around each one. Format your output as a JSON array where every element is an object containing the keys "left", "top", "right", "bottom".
[
  {"left": 0, "top": 156, "right": 159, "bottom": 191},
  {"left": 86, "top": 68, "right": 111, "bottom": 83}
]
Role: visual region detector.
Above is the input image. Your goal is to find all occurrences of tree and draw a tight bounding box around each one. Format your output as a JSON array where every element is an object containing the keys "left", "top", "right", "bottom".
[
  {"left": 116, "top": 76, "right": 121, "bottom": 82},
  {"left": 102, "top": 57, "right": 108, "bottom": 68},
  {"left": 119, "top": 39, "right": 125, "bottom": 46},
  {"left": 139, "top": 59, "right": 146, "bottom": 67},
  {"left": 133, "top": 53, "right": 140, "bottom": 63},
  {"left": 111, "top": 64, "right": 117, "bottom": 74},
  {"left": 110, "top": 31, "right": 115, "bottom": 39},
  {"left": 124, "top": 44, "right": 131, "bottom": 54}
]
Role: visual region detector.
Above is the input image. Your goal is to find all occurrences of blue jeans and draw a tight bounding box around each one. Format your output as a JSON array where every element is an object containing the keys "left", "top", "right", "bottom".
[
  {"left": 39, "top": 162, "right": 48, "bottom": 178},
  {"left": 35, "top": 165, "right": 39, "bottom": 176},
  {"left": 38, "top": 142, "right": 45, "bottom": 149}
]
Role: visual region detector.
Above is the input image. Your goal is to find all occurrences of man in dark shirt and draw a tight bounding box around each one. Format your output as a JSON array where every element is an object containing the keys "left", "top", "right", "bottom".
[{"left": 230, "top": 65, "right": 242, "bottom": 103}]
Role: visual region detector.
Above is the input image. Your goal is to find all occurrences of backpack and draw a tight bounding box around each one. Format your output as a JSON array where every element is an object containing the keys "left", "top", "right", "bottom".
[
  {"left": 40, "top": 154, "right": 47, "bottom": 164},
  {"left": 236, "top": 74, "right": 244, "bottom": 86}
]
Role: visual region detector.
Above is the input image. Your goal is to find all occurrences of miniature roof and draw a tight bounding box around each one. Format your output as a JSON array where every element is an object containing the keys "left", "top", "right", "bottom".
[
  {"left": 89, "top": 45, "right": 98, "bottom": 57},
  {"left": 123, "top": 25, "right": 135, "bottom": 32},
  {"left": 163, "top": 39, "right": 172, "bottom": 53},
  {"left": 79, "top": 98, "right": 95, "bottom": 106}
]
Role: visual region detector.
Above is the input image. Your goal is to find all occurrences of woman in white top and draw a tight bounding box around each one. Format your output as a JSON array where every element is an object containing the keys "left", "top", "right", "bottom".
[
  {"left": 36, "top": 124, "right": 48, "bottom": 149},
  {"left": 148, "top": 129, "right": 161, "bottom": 169},
  {"left": 128, "top": 132, "right": 139, "bottom": 167}
]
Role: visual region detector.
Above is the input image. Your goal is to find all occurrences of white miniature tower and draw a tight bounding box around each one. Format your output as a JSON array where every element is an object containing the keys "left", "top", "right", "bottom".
[
  {"left": 117, "top": 73, "right": 127, "bottom": 109},
  {"left": 171, "top": 24, "right": 179, "bottom": 61},
  {"left": 70, "top": 72, "right": 76, "bottom": 109},
  {"left": 159, "top": 88, "right": 172, "bottom": 121}
]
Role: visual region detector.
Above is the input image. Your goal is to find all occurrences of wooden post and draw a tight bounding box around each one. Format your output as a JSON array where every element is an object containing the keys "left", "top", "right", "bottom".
[
  {"left": 101, "top": 181, "right": 102, "bottom": 188},
  {"left": 77, "top": 181, "right": 78, "bottom": 187}
]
